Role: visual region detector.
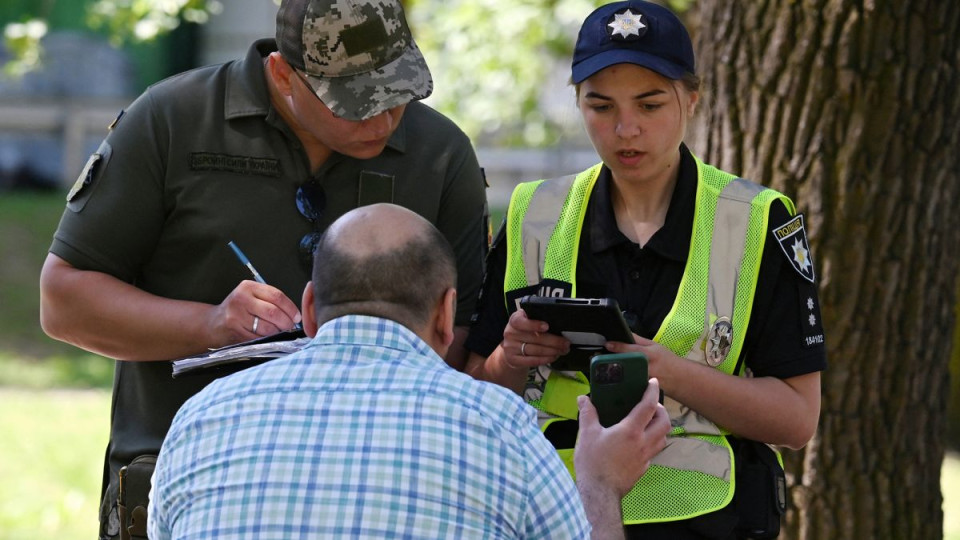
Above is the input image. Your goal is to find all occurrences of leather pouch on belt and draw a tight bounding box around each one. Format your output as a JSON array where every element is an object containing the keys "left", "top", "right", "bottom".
[
  {"left": 118, "top": 454, "right": 156, "bottom": 540},
  {"left": 734, "top": 439, "right": 786, "bottom": 539}
]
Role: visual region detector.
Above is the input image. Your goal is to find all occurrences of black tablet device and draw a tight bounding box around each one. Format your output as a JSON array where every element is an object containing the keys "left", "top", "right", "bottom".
[{"left": 518, "top": 296, "right": 635, "bottom": 372}]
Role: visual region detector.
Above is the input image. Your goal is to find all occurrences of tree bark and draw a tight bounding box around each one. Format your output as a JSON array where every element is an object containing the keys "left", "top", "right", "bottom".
[{"left": 691, "top": 1, "right": 960, "bottom": 539}]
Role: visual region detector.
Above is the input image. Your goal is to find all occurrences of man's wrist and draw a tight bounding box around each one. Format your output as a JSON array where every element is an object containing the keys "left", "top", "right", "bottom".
[{"left": 576, "top": 476, "right": 625, "bottom": 540}]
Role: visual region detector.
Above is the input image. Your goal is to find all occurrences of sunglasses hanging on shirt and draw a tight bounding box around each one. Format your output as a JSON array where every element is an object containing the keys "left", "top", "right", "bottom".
[
  {"left": 296, "top": 181, "right": 326, "bottom": 272},
  {"left": 296, "top": 171, "right": 395, "bottom": 272}
]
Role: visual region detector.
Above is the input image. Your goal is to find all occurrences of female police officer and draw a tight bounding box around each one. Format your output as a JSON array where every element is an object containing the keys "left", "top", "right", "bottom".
[{"left": 464, "top": 1, "right": 826, "bottom": 538}]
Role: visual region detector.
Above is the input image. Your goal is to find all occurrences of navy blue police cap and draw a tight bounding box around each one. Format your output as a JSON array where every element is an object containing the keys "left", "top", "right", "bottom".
[{"left": 572, "top": 1, "right": 695, "bottom": 84}]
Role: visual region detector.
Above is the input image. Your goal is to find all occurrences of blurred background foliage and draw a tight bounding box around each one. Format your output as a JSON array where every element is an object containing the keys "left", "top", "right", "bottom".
[
  {"left": 1, "top": 1, "right": 216, "bottom": 76},
  {"left": 2, "top": 0, "right": 691, "bottom": 146},
  {"left": 1, "top": 0, "right": 207, "bottom": 88},
  {"left": 406, "top": 0, "right": 692, "bottom": 146}
]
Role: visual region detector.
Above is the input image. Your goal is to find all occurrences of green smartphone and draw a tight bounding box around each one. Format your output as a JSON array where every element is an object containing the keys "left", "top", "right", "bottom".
[{"left": 589, "top": 352, "right": 649, "bottom": 427}]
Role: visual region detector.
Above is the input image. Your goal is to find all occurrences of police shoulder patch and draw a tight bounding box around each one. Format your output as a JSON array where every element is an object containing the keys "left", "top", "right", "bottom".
[{"left": 772, "top": 214, "right": 816, "bottom": 283}]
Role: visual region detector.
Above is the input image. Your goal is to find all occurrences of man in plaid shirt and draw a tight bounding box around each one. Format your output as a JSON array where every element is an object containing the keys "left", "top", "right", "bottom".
[{"left": 149, "top": 204, "right": 669, "bottom": 539}]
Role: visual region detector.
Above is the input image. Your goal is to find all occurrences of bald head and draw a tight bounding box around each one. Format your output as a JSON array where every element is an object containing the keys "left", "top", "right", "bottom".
[
  {"left": 310, "top": 204, "right": 457, "bottom": 330},
  {"left": 324, "top": 204, "right": 435, "bottom": 258}
]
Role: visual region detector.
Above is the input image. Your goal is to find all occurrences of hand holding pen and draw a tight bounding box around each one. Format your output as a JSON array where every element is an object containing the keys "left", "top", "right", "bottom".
[
  {"left": 228, "top": 241, "right": 267, "bottom": 284},
  {"left": 226, "top": 241, "right": 302, "bottom": 336}
]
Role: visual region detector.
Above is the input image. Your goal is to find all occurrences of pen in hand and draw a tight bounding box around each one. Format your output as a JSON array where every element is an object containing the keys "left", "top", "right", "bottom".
[
  {"left": 227, "top": 241, "right": 266, "bottom": 284},
  {"left": 227, "top": 241, "right": 303, "bottom": 332}
]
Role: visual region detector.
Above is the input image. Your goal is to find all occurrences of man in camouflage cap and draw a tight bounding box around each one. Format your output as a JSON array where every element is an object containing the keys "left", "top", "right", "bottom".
[
  {"left": 39, "top": 0, "right": 487, "bottom": 538},
  {"left": 276, "top": 0, "right": 432, "bottom": 120}
]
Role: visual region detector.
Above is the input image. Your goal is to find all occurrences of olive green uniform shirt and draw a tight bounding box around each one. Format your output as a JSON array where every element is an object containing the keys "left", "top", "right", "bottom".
[{"left": 50, "top": 39, "right": 487, "bottom": 539}]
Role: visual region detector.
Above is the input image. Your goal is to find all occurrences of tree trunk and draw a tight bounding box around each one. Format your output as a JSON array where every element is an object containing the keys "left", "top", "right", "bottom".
[{"left": 691, "top": 1, "right": 960, "bottom": 538}]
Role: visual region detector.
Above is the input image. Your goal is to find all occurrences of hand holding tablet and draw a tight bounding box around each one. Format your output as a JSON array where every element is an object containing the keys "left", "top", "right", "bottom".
[{"left": 518, "top": 296, "right": 635, "bottom": 372}]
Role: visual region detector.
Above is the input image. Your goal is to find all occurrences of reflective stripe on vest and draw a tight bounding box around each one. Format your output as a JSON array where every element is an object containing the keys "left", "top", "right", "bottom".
[
  {"left": 505, "top": 164, "right": 602, "bottom": 304},
  {"left": 504, "top": 158, "right": 794, "bottom": 523}
]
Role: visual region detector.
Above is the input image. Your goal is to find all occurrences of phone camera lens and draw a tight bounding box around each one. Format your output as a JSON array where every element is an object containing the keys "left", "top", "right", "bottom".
[{"left": 595, "top": 362, "right": 623, "bottom": 384}]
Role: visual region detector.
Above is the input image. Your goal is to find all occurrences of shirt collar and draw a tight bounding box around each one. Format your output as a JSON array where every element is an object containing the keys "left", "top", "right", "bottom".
[
  {"left": 308, "top": 314, "right": 439, "bottom": 362},
  {"left": 225, "top": 39, "right": 407, "bottom": 154},
  {"left": 224, "top": 39, "right": 275, "bottom": 121},
  {"left": 589, "top": 144, "right": 697, "bottom": 262}
]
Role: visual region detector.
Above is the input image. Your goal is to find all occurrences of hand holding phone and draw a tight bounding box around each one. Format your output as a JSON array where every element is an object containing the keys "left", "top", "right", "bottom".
[
  {"left": 589, "top": 352, "right": 649, "bottom": 427},
  {"left": 575, "top": 374, "right": 670, "bottom": 500}
]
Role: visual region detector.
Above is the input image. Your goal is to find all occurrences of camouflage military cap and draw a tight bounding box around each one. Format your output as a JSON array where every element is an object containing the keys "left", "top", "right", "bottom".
[{"left": 276, "top": 0, "right": 433, "bottom": 121}]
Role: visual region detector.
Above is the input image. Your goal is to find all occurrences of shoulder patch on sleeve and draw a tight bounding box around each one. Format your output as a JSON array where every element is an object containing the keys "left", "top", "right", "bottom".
[
  {"left": 771, "top": 214, "right": 816, "bottom": 283},
  {"left": 67, "top": 153, "right": 103, "bottom": 202},
  {"left": 108, "top": 109, "right": 125, "bottom": 131},
  {"left": 66, "top": 140, "right": 113, "bottom": 212}
]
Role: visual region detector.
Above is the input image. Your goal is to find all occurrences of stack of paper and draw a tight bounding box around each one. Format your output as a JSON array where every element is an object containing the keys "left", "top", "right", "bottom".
[{"left": 171, "top": 330, "right": 310, "bottom": 378}]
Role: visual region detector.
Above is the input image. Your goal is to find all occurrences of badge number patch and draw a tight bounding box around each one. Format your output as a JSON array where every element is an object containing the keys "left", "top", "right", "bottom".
[{"left": 772, "top": 215, "right": 815, "bottom": 283}]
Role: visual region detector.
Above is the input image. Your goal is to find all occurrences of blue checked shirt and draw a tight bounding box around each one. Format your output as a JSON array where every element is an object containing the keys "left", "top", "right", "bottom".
[{"left": 149, "top": 315, "right": 591, "bottom": 539}]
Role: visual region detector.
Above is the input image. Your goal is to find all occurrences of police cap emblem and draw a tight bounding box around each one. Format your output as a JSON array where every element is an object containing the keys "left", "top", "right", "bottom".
[{"left": 606, "top": 8, "right": 647, "bottom": 42}]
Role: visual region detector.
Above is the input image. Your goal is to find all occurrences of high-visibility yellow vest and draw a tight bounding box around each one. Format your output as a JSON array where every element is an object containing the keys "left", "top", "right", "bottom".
[{"left": 504, "top": 157, "right": 794, "bottom": 523}]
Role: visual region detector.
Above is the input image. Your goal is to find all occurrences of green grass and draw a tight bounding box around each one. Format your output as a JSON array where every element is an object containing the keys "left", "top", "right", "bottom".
[
  {"left": 0, "top": 388, "right": 110, "bottom": 540},
  {"left": 0, "top": 192, "right": 115, "bottom": 537},
  {"left": 0, "top": 351, "right": 113, "bottom": 388}
]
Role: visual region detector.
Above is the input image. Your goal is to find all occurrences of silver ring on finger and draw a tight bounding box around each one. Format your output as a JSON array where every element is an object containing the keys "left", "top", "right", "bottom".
[
  {"left": 252, "top": 316, "right": 260, "bottom": 334},
  {"left": 520, "top": 342, "right": 528, "bottom": 357}
]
